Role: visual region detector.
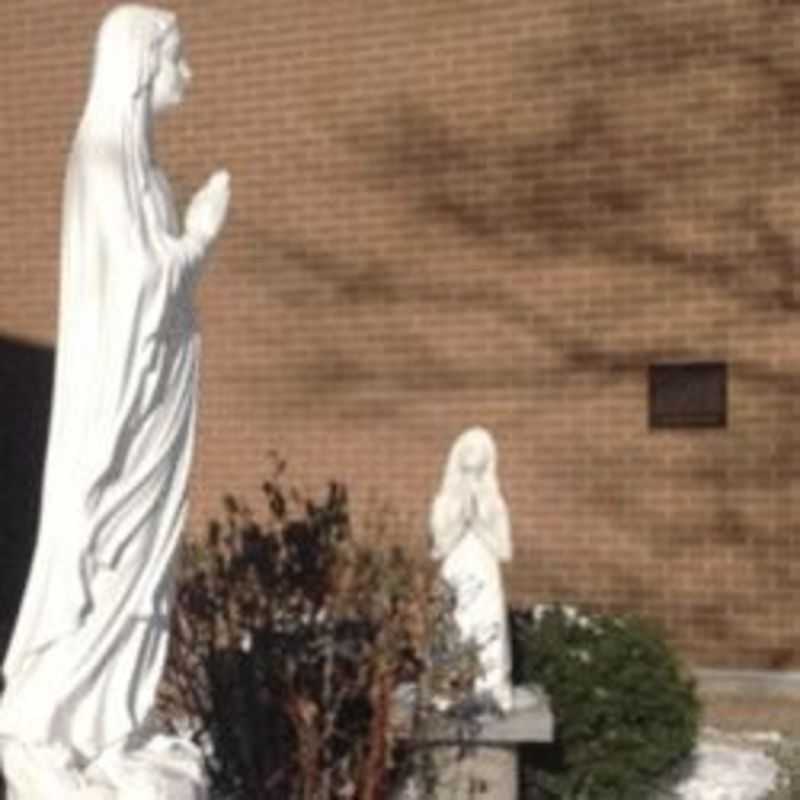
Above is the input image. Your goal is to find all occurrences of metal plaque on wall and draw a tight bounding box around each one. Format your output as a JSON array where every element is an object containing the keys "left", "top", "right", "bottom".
[{"left": 648, "top": 362, "right": 727, "bottom": 429}]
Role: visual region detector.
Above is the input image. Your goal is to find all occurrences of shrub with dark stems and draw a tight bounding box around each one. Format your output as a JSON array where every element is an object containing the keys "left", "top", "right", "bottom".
[{"left": 159, "top": 463, "right": 477, "bottom": 800}]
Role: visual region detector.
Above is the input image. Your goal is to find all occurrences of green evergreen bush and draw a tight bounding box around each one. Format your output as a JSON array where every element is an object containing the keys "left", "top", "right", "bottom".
[{"left": 511, "top": 604, "right": 700, "bottom": 800}]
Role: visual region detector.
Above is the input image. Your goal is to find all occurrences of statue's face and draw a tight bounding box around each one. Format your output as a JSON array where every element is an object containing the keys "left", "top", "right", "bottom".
[
  {"left": 459, "top": 442, "right": 489, "bottom": 479},
  {"left": 152, "top": 28, "right": 191, "bottom": 113}
]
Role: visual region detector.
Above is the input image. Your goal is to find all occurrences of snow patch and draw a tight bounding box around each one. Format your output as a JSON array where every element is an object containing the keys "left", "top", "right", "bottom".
[{"left": 668, "top": 731, "right": 783, "bottom": 800}]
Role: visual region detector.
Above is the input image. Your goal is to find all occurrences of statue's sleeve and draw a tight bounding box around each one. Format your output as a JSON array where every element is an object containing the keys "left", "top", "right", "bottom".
[
  {"left": 430, "top": 493, "right": 464, "bottom": 560},
  {"left": 476, "top": 498, "right": 512, "bottom": 563},
  {"left": 140, "top": 185, "right": 208, "bottom": 287}
]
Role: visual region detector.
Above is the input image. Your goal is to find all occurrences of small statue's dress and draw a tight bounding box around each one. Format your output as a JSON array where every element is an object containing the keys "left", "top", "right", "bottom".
[{"left": 430, "top": 427, "right": 513, "bottom": 713}]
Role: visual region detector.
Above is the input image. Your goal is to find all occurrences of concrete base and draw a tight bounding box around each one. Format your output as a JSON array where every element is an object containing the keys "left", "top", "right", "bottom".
[
  {"left": 392, "top": 684, "right": 552, "bottom": 800},
  {"left": 430, "top": 745, "right": 517, "bottom": 800},
  {"left": 695, "top": 668, "right": 800, "bottom": 700}
]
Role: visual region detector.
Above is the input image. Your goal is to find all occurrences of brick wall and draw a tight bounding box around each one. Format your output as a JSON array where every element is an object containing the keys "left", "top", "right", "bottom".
[{"left": 1, "top": 0, "right": 799, "bottom": 668}]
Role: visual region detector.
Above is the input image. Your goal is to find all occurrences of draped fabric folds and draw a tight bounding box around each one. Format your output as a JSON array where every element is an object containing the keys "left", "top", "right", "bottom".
[{"left": 0, "top": 6, "right": 202, "bottom": 762}]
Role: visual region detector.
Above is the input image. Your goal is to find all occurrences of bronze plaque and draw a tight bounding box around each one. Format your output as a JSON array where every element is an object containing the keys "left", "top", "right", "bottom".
[{"left": 648, "top": 362, "right": 727, "bottom": 429}]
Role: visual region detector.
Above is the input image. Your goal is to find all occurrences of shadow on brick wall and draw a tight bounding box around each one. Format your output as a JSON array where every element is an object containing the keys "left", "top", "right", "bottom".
[{"left": 0, "top": 337, "right": 53, "bottom": 668}]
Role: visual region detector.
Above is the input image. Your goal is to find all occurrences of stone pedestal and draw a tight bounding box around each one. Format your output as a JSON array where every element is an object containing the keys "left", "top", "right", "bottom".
[
  {"left": 430, "top": 744, "right": 517, "bottom": 800},
  {"left": 394, "top": 686, "right": 553, "bottom": 800}
]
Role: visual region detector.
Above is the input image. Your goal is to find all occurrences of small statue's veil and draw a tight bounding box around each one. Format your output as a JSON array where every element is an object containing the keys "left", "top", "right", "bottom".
[{"left": 429, "top": 427, "right": 512, "bottom": 562}]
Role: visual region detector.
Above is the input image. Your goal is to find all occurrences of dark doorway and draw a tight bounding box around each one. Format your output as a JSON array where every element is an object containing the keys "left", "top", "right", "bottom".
[{"left": 0, "top": 336, "right": 53, "bottom": 666}]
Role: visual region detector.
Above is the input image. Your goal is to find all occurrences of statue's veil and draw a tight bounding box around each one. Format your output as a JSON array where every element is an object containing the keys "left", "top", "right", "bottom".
[
  {"left": 80, "top": 5, "right": 176, "bottom": 204},
  {"left": 429, "top": 427, "right": 512, "bottom": 562}
]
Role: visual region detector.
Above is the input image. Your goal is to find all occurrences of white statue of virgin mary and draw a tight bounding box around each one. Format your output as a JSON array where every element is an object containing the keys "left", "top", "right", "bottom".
[
  {"left": 430, "top": 427, "right": 513, "bottom": 714},
  {"left": 0, "top": 5, "right": 229, "bottom": 797}
]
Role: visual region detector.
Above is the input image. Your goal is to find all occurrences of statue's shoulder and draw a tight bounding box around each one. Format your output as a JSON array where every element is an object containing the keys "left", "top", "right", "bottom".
[{"left": 70, "top": 136, "right": 125, "bottom": 177}]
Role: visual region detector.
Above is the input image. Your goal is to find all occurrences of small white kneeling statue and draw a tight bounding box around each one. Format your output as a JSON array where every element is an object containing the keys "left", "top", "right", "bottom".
[
  {"left": 430, "top": 427, "right": 513, "bottom": 714},
  {"left": 0, "top": 6, "right": 230, "bottom": 798}
]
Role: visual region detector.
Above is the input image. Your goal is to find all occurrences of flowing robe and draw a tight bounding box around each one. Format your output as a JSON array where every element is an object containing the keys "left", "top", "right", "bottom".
[
  {"left": 438, "top": 518, "right": 512, "bottom": 711},
  {"left": 0, "top": 126, "right": 200, "bottom": 763}
]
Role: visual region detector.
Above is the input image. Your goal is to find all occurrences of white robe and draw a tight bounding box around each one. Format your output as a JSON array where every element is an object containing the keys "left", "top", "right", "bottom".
[
  {"left": 0, "top": 6, "right": 201, "bottom": 764},
  {"left": 430, "top": 427, "right": 513, "bottom": 713},
  {"left": 438, "top": 520, "right": 512, "bottom": 712}
]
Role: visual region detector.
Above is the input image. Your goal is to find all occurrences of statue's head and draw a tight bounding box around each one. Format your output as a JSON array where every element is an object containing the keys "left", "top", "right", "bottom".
[
  {"left": 457, "top": 432, "right": 493, "bottom": 479},
  {"left": 453, "top": 427, "right": 495, "bottom": 478},
  {"left": 431, "top": 425, "right": 510, "bottom": 560},
  {"left": 441, "top": 427, "right": 499, "bottom": 495},
  {"left": 89, "top": 4, "right": 188, "bottom": 116},
  {"left": 150, "top": 22, "right": 192, "bottom": 113}
]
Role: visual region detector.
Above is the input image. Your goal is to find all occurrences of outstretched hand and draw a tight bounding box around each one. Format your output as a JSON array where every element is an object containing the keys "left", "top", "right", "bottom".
[{"left": 185, "top": 169, "right": 231, "bottom": 248}]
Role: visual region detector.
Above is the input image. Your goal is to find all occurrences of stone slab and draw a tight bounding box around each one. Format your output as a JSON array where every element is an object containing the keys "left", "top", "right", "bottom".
[{"left": 394, "top": 684, "right": 554, "bottom": 745}]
